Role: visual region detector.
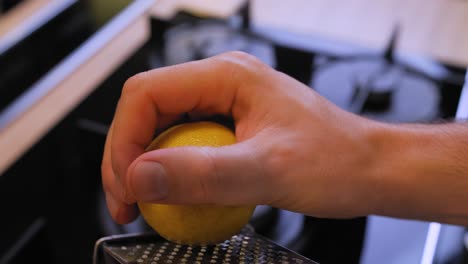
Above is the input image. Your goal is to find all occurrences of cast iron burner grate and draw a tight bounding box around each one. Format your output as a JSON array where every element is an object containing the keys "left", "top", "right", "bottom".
[
  {"left": 311, "top": 58, "right": 440, "bottom": 123},
  {"left": 311, "top": 28, "right": 442, "bottom": 123}
]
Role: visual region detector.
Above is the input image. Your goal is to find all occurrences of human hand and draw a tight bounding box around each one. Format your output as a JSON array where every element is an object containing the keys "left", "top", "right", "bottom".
[{"left": 101, "top": 51, "right": 380, "bottom": 224}]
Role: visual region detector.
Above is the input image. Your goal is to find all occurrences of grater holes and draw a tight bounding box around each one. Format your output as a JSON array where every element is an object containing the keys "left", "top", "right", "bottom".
[{"left": 103, "top": 227, "right": 315, "bottom": 264}]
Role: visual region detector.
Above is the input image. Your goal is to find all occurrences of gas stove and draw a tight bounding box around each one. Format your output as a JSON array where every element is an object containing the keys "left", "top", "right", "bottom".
[{"left": 149, "top": 10, "right": 465, "bottom": 123}]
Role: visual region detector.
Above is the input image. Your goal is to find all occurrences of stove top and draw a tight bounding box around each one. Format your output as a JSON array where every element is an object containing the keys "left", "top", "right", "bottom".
[
  {"left": 163, "top": 21, "right": 275, "bottom": 67},
  {"left": 149, "top": 11, "right": 466, "bottom": 122}
]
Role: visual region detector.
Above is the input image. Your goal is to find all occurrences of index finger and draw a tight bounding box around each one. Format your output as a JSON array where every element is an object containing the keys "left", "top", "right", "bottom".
[{"left": 110, "top": 52, "right": 264, "bottom": 199}]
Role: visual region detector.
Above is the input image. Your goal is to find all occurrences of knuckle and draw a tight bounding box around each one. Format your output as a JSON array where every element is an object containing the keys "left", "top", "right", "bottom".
[
  {"left": 102, "top": 159, "right": 129, "bottom": 202},
  {"left": 259, "top": 145, "right": 299, "bottom": 205},
  {"left": 101, "top": 161, "right": 113, "bottom": 190},
  {"left": 219, "top": 51, "right": 258, "bottom": 62},
  {"left": 214, "top": 51, "right": 268, "bottom": 78},
  {"left": 196, "top": 148, "right": 220, "bottom": 202},
  {"left": 121, "top": 71, "right": 148, "bottom": 96},
  {"left": 110, "top": 153, "right": 122, "bottom": 184},
  {"left": 263, "top": 144, "right": 295, "bottom": 180}
]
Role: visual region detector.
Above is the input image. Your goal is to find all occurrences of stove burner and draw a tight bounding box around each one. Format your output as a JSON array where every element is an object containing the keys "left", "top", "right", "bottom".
[
  {"left": 311, "top": 59, "right": 440, "bottom": 123},
  {"left": 163, "top": 21, "right": 275, "bottom": 67}
]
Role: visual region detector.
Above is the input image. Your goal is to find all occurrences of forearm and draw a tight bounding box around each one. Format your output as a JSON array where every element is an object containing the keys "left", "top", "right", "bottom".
[{"left": 368, "top": 122, "right": 468, "bottom": 225}]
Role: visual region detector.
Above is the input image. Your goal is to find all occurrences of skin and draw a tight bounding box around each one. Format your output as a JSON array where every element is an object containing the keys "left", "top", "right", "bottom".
[{"left": 101, "top": 51, "right": 468, "bottom": 226}]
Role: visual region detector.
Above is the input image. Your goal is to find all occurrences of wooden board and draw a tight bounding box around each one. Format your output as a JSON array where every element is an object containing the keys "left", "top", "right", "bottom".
[
  {"left": 0, "top": 0, "right": 77, "bottom": 54},
  {"left": 151, "top": 0, "right": 247, "bottom": 19},
  {"left": 0, "top": 0, "right": 152, "bottom": 175},
  {"left": 0, "top": 0, "right": 52, "bottom": 37}
]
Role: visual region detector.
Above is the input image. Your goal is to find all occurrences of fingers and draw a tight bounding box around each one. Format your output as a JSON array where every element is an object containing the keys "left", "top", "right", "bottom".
[
  {"left": 126, "top": 140, "right": 275, "bottom": 206},
  {"left": 103, "top": 115, "right": 182, "bottom": 224},
  {"left": 101, "top": 122, "right": 138, "bottom": 224},
  {"left": 110, "top": 52, "right": 267, "bottom": 200}
]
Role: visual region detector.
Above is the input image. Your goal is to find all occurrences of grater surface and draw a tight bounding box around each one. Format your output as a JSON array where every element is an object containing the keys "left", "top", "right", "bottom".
[{"left": 97, "top": 226, "right": 318, "bottom": 264}]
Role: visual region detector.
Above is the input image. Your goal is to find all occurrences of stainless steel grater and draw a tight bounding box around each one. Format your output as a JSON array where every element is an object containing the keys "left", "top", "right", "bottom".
[{"left": 94, "top": 225, "right": 319, "bottom": 264}]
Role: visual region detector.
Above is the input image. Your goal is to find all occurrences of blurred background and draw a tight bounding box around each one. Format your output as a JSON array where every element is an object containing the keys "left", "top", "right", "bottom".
[{"left": 0, "top": 0, "right": 467, "bottom": 263}]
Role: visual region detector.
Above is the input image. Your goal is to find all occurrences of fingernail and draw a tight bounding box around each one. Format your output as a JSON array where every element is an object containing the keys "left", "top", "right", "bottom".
[{"left": 131, "top": 161, "right": 168, "bottom": 201}]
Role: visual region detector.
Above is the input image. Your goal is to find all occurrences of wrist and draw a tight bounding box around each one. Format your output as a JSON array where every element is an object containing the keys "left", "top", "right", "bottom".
[
  {"left": 352, "top": 119, "right": 393, "bottom": 217},
  {"left": 365, "top": 122, "right": 433, "bottom": 219},
  {"left": 338, "top": 118, "right": 393, "bottom": 218},
  {"left": 365, "top": 122, "right": 468, "bottom": 222},
  {"left": 363, "top": 122, "right": 408, "bottom": 217}
]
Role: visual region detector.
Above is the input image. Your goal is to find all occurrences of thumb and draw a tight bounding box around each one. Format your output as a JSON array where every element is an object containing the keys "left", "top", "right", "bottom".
[{"left": 126, "top": 141, "right": 271, "bottom": 205}]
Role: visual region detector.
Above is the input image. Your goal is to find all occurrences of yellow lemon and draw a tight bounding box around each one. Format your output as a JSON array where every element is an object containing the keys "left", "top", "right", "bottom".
[{"left": 138, "top": 121, "right": 256, "bottom": 245}]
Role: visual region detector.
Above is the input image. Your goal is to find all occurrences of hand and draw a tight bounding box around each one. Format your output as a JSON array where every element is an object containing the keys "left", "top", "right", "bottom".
[{"left": 101, "top": 51, "right": 380, "bottom": 224}]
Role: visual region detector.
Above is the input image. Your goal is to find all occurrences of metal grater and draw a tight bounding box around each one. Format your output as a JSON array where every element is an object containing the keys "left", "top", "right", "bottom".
[{"left": 94, "top": 225, "right": 318, "bottom": 264}]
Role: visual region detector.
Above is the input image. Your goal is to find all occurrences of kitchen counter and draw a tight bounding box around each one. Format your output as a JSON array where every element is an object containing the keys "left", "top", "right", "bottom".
[{"left": 0, "top": 0, "right": 153, "bottom": 175}]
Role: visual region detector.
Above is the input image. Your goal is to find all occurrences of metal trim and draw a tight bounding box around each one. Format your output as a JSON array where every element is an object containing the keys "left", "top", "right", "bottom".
[
  {"left": 0, "top": 0, "right": 77, "bottom": 55},
  {"left": 0, "top": 0, "right": 153, "bottom": 130}
]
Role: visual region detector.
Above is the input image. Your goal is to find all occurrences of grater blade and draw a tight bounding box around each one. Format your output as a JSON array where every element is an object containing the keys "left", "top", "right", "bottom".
[{"left": 94, "top": 225, "right": 318, "bottom": 264}]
